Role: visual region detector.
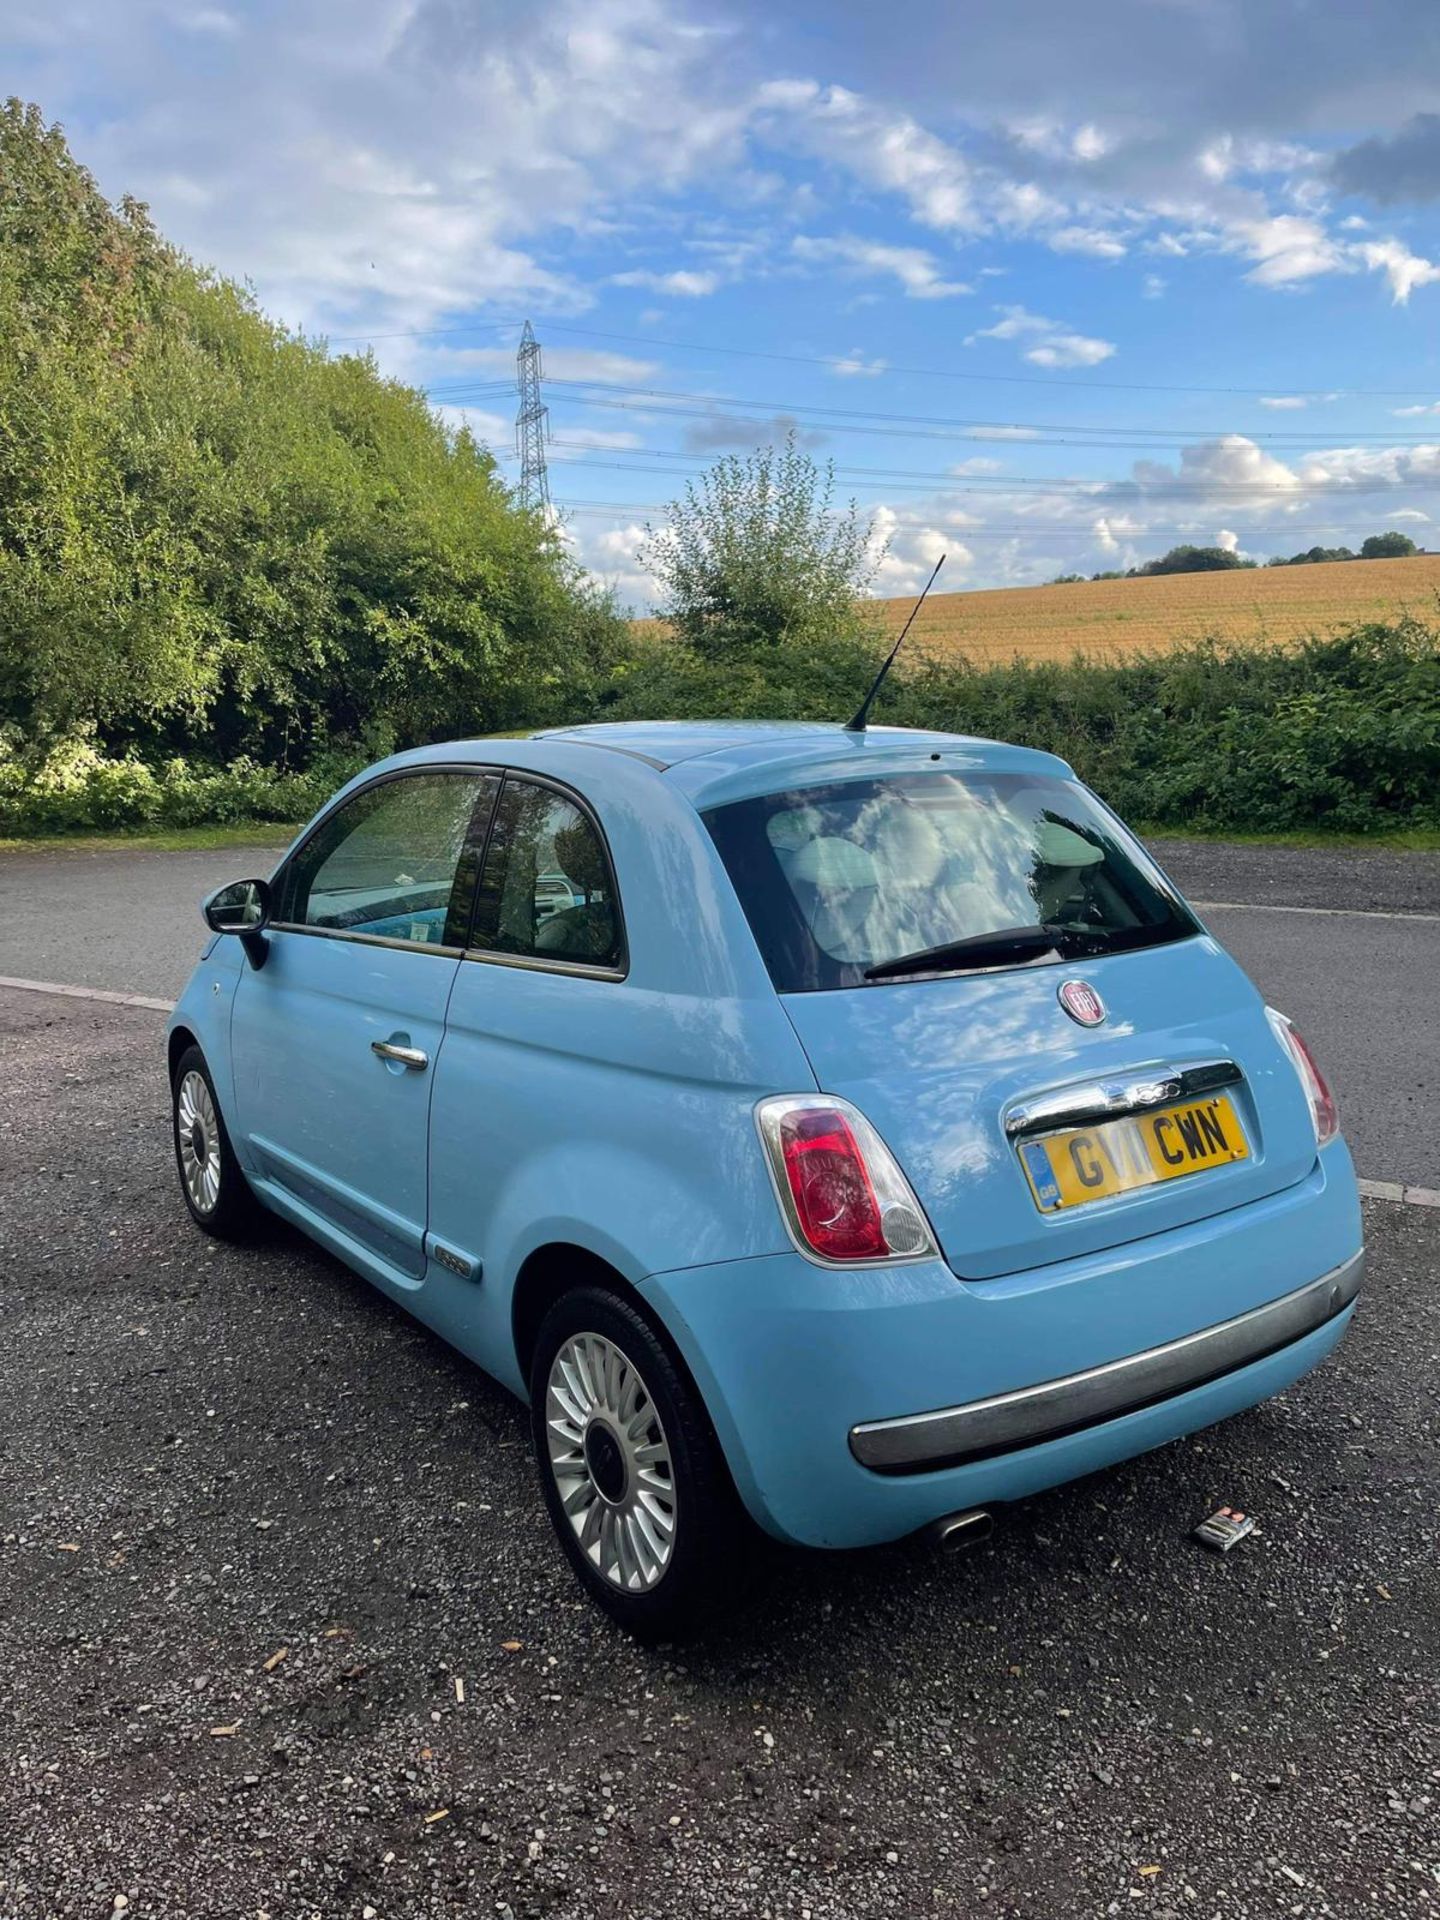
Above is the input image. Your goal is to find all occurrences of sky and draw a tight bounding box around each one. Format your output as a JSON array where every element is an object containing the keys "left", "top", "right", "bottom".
[{"left": 10, "top": 0, "right": 1440, "bottom": 606}]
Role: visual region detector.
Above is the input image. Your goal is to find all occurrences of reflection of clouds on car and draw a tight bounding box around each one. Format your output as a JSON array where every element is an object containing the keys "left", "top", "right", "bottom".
[{"left": 757, "top": 778, "right": 1119, "bottom": 973}]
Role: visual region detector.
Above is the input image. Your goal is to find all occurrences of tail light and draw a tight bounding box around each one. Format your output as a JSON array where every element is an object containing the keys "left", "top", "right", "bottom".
[
  {"left": 1266, "top": 1009, "right": 1339, "bottom": 1147},
  {"left": 756, "top": 1095, "right": 937, "bottom": 1265}
]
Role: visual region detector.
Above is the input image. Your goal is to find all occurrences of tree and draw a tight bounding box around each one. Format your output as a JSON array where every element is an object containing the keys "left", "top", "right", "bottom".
[
  {"left": 1139, "top": 545, "right": 1254, "bottom": 576},
  {"left": 639, "top": 432, "right": 882, "bottom": 655},
  {"left": 0, "top": 99, "right": 626, "bottom": 760},
  {"left": 1268, "top": 545, "right": 1356, "bottom": 566},
  {"left": 1360, "top": 531, "right": 1418, "bottom": 559}
]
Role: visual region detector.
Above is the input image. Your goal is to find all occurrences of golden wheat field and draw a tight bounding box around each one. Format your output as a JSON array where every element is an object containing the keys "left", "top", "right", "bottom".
[{"left": 870, "top": 553, "right": 1440, "bottom": 665}]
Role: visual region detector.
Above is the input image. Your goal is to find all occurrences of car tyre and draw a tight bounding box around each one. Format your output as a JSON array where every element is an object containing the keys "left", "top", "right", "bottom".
[
  {"left": 530, "top": 1284, "right": 751, "bottom": 1639},
  {"left": 171, "top": 1044, "right": 262, "bottom": 1241}
]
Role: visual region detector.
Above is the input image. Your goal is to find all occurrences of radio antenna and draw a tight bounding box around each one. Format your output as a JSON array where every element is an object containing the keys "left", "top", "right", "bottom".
[{"left": 844, "top": 552, "right": 946, "bottom": 732}]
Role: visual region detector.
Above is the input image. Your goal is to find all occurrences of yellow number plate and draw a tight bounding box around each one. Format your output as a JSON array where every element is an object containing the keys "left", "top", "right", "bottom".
[{"left": 1019, "top": 1094, "right": 1249, "bottom": 1213}]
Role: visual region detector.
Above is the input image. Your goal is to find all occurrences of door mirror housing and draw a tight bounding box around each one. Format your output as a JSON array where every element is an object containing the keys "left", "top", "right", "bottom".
[{"left": 203, "top": 877, "right": 272, "bottom": 967}]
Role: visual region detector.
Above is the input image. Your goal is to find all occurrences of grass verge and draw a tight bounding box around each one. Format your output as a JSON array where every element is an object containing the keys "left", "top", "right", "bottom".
[
  {"left": 1138, "top": 823, "right": 1440, "bottom": 852},
  {"left": 0, "top": 821, "right": 301, "bottom": 855}
]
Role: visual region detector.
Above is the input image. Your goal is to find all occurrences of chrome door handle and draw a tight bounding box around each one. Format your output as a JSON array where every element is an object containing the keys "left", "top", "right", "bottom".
[{"left": 371, "top": 1040, "right": 428, "bottom": 1071}]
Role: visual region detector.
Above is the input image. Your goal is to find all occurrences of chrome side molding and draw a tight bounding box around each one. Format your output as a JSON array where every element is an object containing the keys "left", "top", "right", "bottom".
[
  {"left": 1004, "top": 1058, "right": 1243, "bottom": 1139},
  {"left": 851, "top": 1248, "right": 1364, "bottom": 1475}
]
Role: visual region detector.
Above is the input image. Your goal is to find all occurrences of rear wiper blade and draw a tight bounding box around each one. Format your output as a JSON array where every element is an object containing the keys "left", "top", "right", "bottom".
[{"left": 864, "top": 923, "right": 1062, "bottom": 982}]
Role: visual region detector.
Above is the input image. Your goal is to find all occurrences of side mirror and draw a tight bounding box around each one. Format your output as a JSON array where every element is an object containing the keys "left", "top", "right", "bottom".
[{"left": 202, "top": 877, "right": 272, "bottom": 968}]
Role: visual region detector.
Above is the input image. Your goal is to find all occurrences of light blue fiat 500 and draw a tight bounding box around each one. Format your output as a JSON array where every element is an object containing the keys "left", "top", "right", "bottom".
[{"left": 169, "top": 722, "right": 1363, "bottom": 1634}]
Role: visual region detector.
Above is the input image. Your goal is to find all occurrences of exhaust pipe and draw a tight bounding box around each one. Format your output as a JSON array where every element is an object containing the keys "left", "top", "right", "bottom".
[{"left": 927, "top": 1508, "right": 993, "bottom": 1553}]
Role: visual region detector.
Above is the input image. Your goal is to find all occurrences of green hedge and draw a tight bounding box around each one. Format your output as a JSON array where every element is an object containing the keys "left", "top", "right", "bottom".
[
  {"left": 889, "top": 619, "right": 1440, "bottom": 835},
  {"left": 600, "top": 616, "right": 1440, "bottom": 837},
  {"left": 0, "top": 731, "right": 364, "bottom": 835},
  {"left": 3, "top": 618, "right": 1437, "bottom": 839}
]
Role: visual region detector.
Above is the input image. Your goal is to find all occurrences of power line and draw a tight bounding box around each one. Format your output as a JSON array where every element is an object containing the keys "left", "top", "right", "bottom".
[
  {"left": 329, "top": 312, "right": 1440, "bottom": 401},
  {"left": 552, "top": 502, "right": 1439, "bottom": 540},
  {"left": 438, "top": 380, "right": 1440, "bottom": 458},
  {"left": 433, "top": 374, "right": 1440, "bottom": 447},
  {"left": 529, "top": 450, "right": 1440, "bottom": 500}
]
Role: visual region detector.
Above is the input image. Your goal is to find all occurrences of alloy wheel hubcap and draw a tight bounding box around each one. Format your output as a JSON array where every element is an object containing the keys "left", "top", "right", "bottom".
[
  {"left": 177, "top": 1070, "right": 222, "bottom": 1214},
  {"left": 545, "top": 1332, "right": 677, "bottom": 1592}
]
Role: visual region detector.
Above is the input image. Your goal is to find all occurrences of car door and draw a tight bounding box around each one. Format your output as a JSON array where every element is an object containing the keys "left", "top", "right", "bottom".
[
  {"left": 230, "top": 766, "right": 498, "bottom": 1282},
  {"left": 426, "top": 771, "right": 629, "bottom": 1373}
]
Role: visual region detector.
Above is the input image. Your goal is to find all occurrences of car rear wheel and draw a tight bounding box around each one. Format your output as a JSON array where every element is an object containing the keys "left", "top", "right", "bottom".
[
  {"left": 171, "top": 1044, "right": 262, "bottom": 1241},
  {"left": 529, "top": 1284, "right": 750, "bottom": 1638}
]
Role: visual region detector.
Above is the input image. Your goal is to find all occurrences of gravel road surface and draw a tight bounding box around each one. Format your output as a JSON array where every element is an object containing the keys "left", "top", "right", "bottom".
[{"left": 2, "top": 986, "right": 1438, "bottom": 1920}]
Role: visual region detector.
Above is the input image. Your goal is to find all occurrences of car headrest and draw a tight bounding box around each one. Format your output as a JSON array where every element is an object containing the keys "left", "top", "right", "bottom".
[{"left": 787, "top": 835, "right": 879, "bottom": 892}]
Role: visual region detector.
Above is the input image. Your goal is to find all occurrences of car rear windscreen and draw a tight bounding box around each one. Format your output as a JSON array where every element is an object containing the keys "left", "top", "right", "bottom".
[{"left": 703, "top": 770, "right": 1199, "bottom": 992}]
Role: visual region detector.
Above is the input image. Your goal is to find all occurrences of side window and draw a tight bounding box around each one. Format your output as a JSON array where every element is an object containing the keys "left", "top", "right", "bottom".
[
  {"left": 280, "top": 772, "right": 497, "bottom": 949},
  {"left": 473, "top": 777, "right": 622, "bottom": 969}
]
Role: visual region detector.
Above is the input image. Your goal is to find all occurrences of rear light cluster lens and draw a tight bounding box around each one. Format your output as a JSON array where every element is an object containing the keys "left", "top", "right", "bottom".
[
  {"left": 756, "top": 1095, "right": 937, "bottom": 1265},
  {"left": 1266, "top": 1009, "right": 1340, "bottom": 1147}
]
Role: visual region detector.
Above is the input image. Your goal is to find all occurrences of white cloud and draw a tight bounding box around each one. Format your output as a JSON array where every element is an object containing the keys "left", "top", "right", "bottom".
[
  {"left": 1355, "top": 237, "right": 1440, "bottom": 303},
  {"left": 1027, "top": 333, "right": 1116, "bottom": 368},
  {"left": 969, "top": 304, "right": 1116, "bottom": 368},
  {"left": 432, "top": 404, "right": 512, "bottom": 447},
  {"left": 422, "top": 344, "right": 659, "bottom": 386},
  {"left": 1260, "top": 396, "right": 1308, "bottom": 409},
  {"left": 1142, "top": 273, "right": 1167, "bottom": 299},
  {"left": 1291, "top": 441, "right": 1440, "bottom": 490},
  {"left": 1229, "top": 213, "right": 1351, "bottom": 287},
  {"left": 22, "top": 0, "right": 1440, "bottom": 394},
  {"left": 11, "top": 0, "right": 751, "bottom": 343},
  {"left": 758, "top": 80, "right": 977, "bottom": 232},
  {"left": 1093, "top": 514, "right": 1136, "bottom": 555},
  {"left": 573, "top": 520, "right": 658, "bottom": 610},
  {"left": 830, "top": 351, "right": 889, "bottom": 376},
  {"left": 1008, "top": 117, "right": 1111, "bottom": 165},
  {"left": 1048, "top": 225, "right": 1128, "bottom": 260},
  {"left": 574, "top": 419, "right": 1440, "bottom": 604},
  {"left": 610, "top": 268, "right": 720, "bottom": 297},
  {"left": 1072, "top": 123, "right": 1110, "bottom": 163},
  {"left": 1130, "top": 434, "right": 1303, "bottom": 501},
  {"left": 866, "top": 505, "right": 974, "bottom": 595},
  {"left": 792, "top": 233, "right": 971, "bottom": 299},
  {"left": 967, "top": 424, "right": 1042, "bottom": 440},
  {"left": 1393, "top": 401, "right": 1440, "bottom": 417}
]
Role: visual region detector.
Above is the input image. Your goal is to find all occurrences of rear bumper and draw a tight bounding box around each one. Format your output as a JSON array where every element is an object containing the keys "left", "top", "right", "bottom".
[
  {"left": 850, "top": 1248, "right": 1363, "bottom": 1473},
  {"left": 640, "top": 1144, "right": 1363, "bottom": 1548}
]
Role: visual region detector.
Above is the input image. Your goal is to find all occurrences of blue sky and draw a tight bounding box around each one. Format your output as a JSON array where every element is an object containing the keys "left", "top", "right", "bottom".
[{"left": 10, "top": 0, "right": 1440, "bottom": 604}]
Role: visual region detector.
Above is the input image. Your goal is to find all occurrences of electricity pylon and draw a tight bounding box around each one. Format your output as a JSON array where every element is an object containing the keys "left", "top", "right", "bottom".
[{"left": 516, "top": 319, "right": 551, "bottom": 511}]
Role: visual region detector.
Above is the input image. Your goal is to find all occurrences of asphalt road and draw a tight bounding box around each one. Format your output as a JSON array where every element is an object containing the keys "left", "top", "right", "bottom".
[
  {"left": 1, "top": 988, "right": 1436, "bottom": 1919},
  {"left": 0, "top": 839, "right": 291, "bottom": 1002},
  {"left": 0, "top": 834, "right": 1434, "bottom": 1185}
]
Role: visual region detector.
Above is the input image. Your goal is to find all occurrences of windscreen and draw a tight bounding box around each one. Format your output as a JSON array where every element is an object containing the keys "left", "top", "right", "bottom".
[{"left": 704, "top": 770, "right": 1198, "bottom": 992}]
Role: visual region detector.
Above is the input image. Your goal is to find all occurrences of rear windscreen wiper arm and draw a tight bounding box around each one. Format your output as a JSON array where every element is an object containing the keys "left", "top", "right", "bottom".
[{"left": 864, "top": 923, "right": 1062, "bottom": 982}]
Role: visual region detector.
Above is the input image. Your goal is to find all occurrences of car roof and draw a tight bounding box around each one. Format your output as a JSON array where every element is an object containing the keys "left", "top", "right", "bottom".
[
  {"left": 378, "top": 722, "right": 1075, "bottom": 814},
  {"left": 531, "top": 720, "right": 1075, "bottom": 809}
]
